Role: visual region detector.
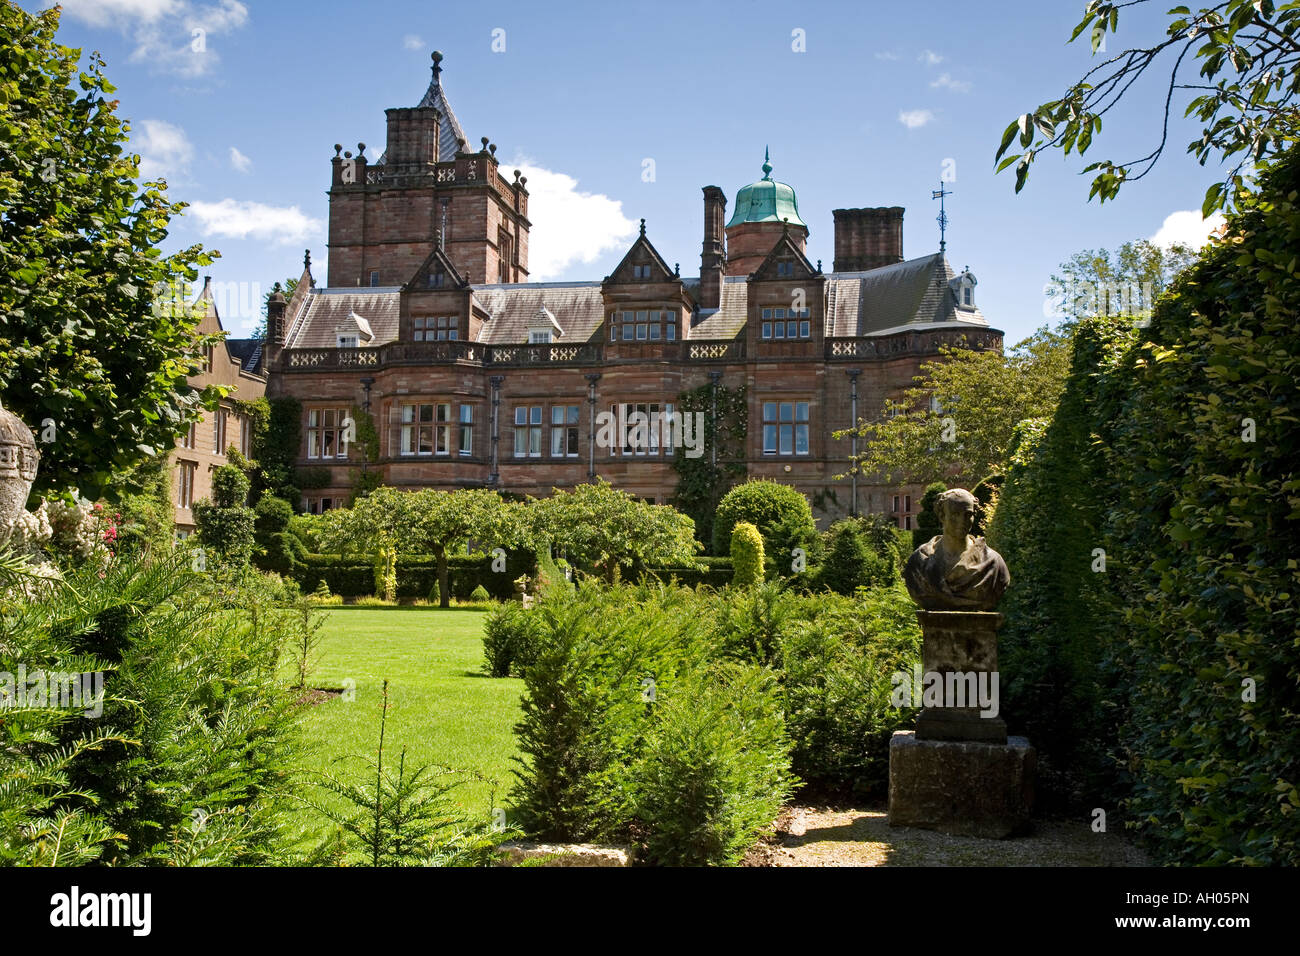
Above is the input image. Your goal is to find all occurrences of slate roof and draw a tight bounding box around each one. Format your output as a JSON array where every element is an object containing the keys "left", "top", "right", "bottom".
[
  {"left": 282, "top": 254, "right": 989, "bottom": 349},
  {"left": 225, "top": 338, "right": 264, "bottom": 374}
]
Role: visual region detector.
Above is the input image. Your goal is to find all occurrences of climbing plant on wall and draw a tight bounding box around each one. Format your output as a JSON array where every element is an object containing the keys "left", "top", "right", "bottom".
[{"left": 671, "top": 379, "right": 747, "bottom": 551}]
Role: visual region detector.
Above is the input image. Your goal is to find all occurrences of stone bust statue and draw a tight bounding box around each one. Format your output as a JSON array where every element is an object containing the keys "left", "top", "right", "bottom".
[{"left": 904, "top": 488, "right": 1009, "bottom": 611}]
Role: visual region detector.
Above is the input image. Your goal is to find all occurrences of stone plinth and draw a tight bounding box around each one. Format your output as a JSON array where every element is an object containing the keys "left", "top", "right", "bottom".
[
  {"left": 887, "top": 731, "right": 1035, "bottom": 839},
  {"left": 915, "top": 610, "right": 1006, "bottom": 744}
]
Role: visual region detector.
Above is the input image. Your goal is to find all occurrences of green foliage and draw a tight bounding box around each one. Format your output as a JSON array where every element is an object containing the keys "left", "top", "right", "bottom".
[
  {"left": 991, "top": 148, "right": 1300, "bottom": 864},
  {"left": 817, "top": 515, "right": 902, "bottom": 596},
  {"left": 670, "top": 380, "right": 747, "bottom": 547},
  {"left": 837, "top": 328, "right": 1072, "bottom": 487},
  {"left": 254, "top": 397, "right": 302, "bottom": 502},
  {"left": 996, "top": 0, "right": 1300, "bottom": 214},
  {"left": 632, "top": 662, "right": 793, "bottom": 866},
  {"left": 288, "top": 599, "right": 327, "bottom": 691},
  {"left": 427, "top": 578, "right": 440, "bottom": 604},
  {"left": 373, "top": 544, "right": 397, "bottom": 602},
  {"left": 0, "top": 551, "right": 301, "bottom": 865},
  {"left": 482, "top": 601, "right": 542, "bottom": 678},
  {"left": 253, "top": 495, "right": 307, "bottom": 572},
  {"left": 301, "top": 681, "right": 505, "bottom": 866},
  {"left": 509, "top": 578, "right": 918, "bottom": 857},
  {"left": 469, "top": 584, "right": 491, "bottom": 603},
  {"left": 779, "top": 585, "right": 922, "bottom": 796},
  {"left": 712, "top": 479, "right": 816, "bottom": 561},
  {"left": 729, "top": 521, "right": 765, "bottom": 588},
  {"left": 0, "top": 5, "right": 224, "bottom": 500},
  {"left": 107, "top": 454, "right": 175, "bottom": 556},
  {"left": 533, "top": 479, "right": 700, "bottom": 583},
  {"left": 193, "top": 464, "right": 256, "bottom": 569},
  {"left": 1048, "top": 240, "right": 1198, "bottom": 323},
  {"left": 913, "top": 482, "right": 947, "bottom": 549}
]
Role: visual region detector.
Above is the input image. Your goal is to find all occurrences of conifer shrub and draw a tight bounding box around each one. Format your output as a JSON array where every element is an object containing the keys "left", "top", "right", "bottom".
[
  {"left": 470, "top": 584, "right": 492, "bottom": 603},
  {"left": 481, "top": 601, "right": 541, "bottom": 677},
  {"left": 712, "top": 479, "right": 816, "bottom": 559}
]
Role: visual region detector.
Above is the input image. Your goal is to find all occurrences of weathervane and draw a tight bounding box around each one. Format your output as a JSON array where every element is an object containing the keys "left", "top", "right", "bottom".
[{"left": 932, "top": 181, "right": 952, "bottom": 254}]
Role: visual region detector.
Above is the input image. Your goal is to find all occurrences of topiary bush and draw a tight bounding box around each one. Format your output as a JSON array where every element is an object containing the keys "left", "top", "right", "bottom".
[
  {"left": 192, "top": 463, "right": 256, "bottom": 569},
  {"left": 729, "top": 521, "right": 765, "bottom": 587},
  {"left": 712, "top": 479, "right": 816, "bottom": 561},
  {"left": 470, "top": 584, "right": 491, "bottom": 603},
  {"left": 912, "top": 482, "right": 947, "bottom": 549}
]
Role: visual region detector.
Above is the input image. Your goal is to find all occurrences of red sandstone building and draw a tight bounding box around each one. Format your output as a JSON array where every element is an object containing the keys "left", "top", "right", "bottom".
[{"left": 265, "top": 53, "right": 1002, "bottom": 531}]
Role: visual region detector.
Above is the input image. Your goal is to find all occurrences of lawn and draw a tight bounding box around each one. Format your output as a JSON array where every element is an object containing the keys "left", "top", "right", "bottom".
[{"left": 283, "top": 606, "right": 524, "bottom": 852}]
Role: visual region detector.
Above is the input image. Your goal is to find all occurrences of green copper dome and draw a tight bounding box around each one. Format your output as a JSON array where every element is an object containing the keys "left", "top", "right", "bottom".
[{"left": 726, "top": 148, "right": 808, "bottom": 230}]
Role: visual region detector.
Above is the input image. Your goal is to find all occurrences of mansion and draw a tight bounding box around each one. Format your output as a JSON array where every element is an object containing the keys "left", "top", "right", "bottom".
[{"left": 260, "top": 53, "right": 1003, "bottom": 530}]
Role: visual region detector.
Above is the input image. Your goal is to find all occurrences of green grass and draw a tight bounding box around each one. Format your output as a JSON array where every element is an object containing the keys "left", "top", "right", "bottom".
[{"left": 284, "top": 606, "right": 523, "bottom": 852}]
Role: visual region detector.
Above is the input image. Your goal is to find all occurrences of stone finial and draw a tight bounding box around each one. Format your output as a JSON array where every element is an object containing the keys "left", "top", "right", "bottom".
[
  {"left": 357, "top": 142, "right": 366, "bottom": 159},
  {"left": 481, "top": 136, "right": 490, "bottom": 151},
  {"left": 431, "top": 50, "right": 443, "bottom": 79},
  {"left": 639, "top": 218, "right": 646, "bottom": 237},
  {"left": 0, "top": 399, "right": 39, "bottom": 533},
  {"left": 304, "top": 249, "right": 312, "bottom": 271},
  {"left": 333, "top": 144, "right": 342, "bottom": 158}
]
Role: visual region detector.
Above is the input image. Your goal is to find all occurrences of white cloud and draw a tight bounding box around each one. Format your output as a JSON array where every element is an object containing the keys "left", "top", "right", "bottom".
[
  {"left": 185, "top": 199, "right": 323, "bottom": 244},
  {"left": 228, "top": 146, "right": 252, "bottom": 173},
  {"left": 403, "top": 34, "right": 425, "bottom": 50},
  {"left": 919, "top": 49, "right": 944, "bottom": 65},
  {"left": 930, "top": 72, "right": 971, "bottom": 93},
  {"left": 874, "top": 51, "right": 901, "bottom": 61},
  {"left": 135, "top": 119, "right": 193, "bottom": 181},
  {"left": 49, "top": 0, "right": 180, "bottom": 28},
  {"left": 509, "top": 160, "right": 638, "bottom": 281},
  {"left": 898, "top": 109, "right": 935, "bottom": 130},
  {"left": 1149, "top": 209, "right": 1227, "bottom": 248},
  {"left": 48, "top": 0, "right": 249, "bottom": 77}
]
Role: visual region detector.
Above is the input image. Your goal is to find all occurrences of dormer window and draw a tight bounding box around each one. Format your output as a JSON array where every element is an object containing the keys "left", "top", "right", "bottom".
[
  {"left": 428, "top": 272, "right": 445, "bottom": 289},
  {"left": 369, "top": 271, "right": 380, "bottom": 287},
  {"left": 609, "top": 309, "right": 676, "bottom": 342},
  {"left": 776, "top": 261, "right": 795, "bottom": 277},
  {"left": 527, "top": 306, "right": 564, "bottom": 344},
  {"left": 632, "top": 264, "right": 651, "bottom": 280},
  {"left": 529, "top": 330, "right": 552, "bottom": 344},
  {"left": 950, "top": 267, "right": 978, "bottom": 311},
  {"left": 337, "top": 334, "right": 359, "bottom": 348}
]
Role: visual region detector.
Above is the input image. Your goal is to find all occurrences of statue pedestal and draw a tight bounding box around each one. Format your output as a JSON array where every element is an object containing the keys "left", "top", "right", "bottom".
[
  {"left": 887, "top": 731, "right": 1035, "bottom": 839},
  {"left": 915, "top": 610, "right": 1006, "bottom": 744}
]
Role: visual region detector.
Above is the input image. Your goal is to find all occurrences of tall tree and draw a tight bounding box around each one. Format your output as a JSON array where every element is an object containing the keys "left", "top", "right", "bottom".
[
  {"left": 836, "top": 328, "right": 1073, "bottom": 488},
  {"left": 996, "top": 0, "right": 1300, "bottom": 214},
  {"left": 0, "top": 4, "right": 223, "bottom": 500},
  {"left": 1048, "top": 239, "right": 1198, "bottom": 322}
]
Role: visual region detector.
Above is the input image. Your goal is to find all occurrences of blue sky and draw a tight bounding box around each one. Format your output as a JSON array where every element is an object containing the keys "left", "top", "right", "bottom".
[{"left": 30, "top": 0, "right": 1227, "bottom": 343}]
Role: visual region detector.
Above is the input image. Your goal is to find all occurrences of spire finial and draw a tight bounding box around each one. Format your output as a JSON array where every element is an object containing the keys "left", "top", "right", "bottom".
[
  {"left": 431, "top": 50, "right": 443, "bottom": 81},
  {"left": 761, "top": 146, "right": 772, "bottom": 179},
  {"left": 639, "top": 218, "right": 646, "bottom": 237},
  {"left": 304, "top": 248, "right": 311, "bottom": 271}
]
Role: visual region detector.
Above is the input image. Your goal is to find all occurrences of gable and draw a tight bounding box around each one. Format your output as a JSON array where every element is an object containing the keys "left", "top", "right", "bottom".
[
  {"left": 750, "top": 229, "right": 818, "bottom": 282},
  {"left": 605, "top": 221, "right": 677, "bottom": 284}
]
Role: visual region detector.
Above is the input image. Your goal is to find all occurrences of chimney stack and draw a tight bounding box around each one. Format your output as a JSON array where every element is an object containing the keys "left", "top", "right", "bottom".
[
  {"left": 832, "top": 207, "right": 904, "bottom": 272},
  {"left": 700, "top": 186, "right": 727, "bottom": 310}
]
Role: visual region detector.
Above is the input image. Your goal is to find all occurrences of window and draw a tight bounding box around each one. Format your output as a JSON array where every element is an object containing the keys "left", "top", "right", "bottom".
[
  {"left": 201, "top": 345, "right": 214, "bottom": 373},
  {"left": 632, "top": 264, "right": 651, "bottom": 279},
  {"left": 499, "top": 230, "right": 513, "bottom": 283},
  {"left": 213, "top": 409, "right": 227, "bottom": 456},
  {"left": 551, "top": 405, "right": 580, "bottom": 457},
  {"left": 414, "top": 316, "right": 458, "bottom": 341},
  {"left": 458, "top": 405, "right": 474, "bottom": 456},
  {"left": 776, "top": 261, "right": 795, "bottom": 277},
  {"left": 513, "top": 406, "right": 542, "bottom": 457},
  {"left": 177, "top": 461, "right": 197, "bottom": 509},
  {"left": 611, "top": 402, "right": 673, "bottom": 456},
  {"left": 239, "top": 416, "right": 251, "bottom": 457},
  {"left": 760, "top": 308, "right": 811, "bottom": 339},
  {"left": 398, "top": 403, "right": 453, "bottom": 455},
  {"left": 179, "top": 423, "right": 196, "bottom": 450},
  {"left": 337, "top": 334, "right": 359, "bottom": 348},
  {"left": 963, "top": 287, "right": 972, "bottom": 306},
  {"left": 428, "top": 272, "right": 445, "bottom": 289},
  {"left": 307, "top": 408, "right": 350, "bottom": 460},
  {"left": 762, "top": 401, "right": 810, "bottom": 456},
  {"left": 609, "top": 309, "right": 676, "bottom": 342},
  {"left": 305, "top": 497, "right": 341, "bottom": 515},
  {"left": 369, "top": 271, "right": 380, "bottom": 287},
  {"left": 529, "top": 330, "right": 552, "bottom": 344}
]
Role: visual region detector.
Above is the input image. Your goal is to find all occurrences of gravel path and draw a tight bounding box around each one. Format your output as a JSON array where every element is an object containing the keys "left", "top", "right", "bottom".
[{"left": 746, "top": 807, "right": 1149, "bottom": 867}]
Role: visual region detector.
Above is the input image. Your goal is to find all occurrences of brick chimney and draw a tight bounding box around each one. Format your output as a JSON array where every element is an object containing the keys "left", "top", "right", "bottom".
[
  {"left": 700, "top": 186, "right": 727, "bottom": 310},
  {"left": 384, "top": 107, "right": 441, "bottom": 169},
  {"left": 832, "top": 207, "right": 905, "bottom": 272},
  {"left": 266, "top": 283, "right": 287, "bottom": 356}
]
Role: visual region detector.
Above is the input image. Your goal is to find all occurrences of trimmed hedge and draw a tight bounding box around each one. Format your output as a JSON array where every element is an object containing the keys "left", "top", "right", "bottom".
[{"left": 289, "top": 550, "right": 535, "bottom": 600}]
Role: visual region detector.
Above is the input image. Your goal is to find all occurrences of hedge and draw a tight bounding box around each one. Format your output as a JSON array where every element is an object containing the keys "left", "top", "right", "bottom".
[{"left": 289, "top": 553, "right": 733, "bottom": 598}]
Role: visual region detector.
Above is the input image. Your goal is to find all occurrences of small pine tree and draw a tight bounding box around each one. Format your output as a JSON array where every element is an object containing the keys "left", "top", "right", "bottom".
[
  {"left": 470, "top": 584, "right": 491, "bottom": 603},
  {"left": 428, "top": 579, "right": 440, "bottom": 605},
  {"left": 730, "top": 521, "right": 765, "bottom": 588}
]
